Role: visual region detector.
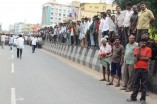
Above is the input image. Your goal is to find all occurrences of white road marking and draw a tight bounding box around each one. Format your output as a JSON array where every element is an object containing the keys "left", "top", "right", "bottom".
[
  {"left": 12, "top": 50, "right": 13, "bottom": 53},
  {"left": 16, "top": 98, "right": 24, "bottom": 101},
  {"left": 11, "top": 88, "right": 24, "bottom": 104},
  {"left": 11, "top": 88, "right": 16, "bottom": 104},
  {"left": 11, "top": 63, "right": 14, "bottom": 73},
  {"left": 12, "top": 54, "right": 14, "bottom": 59}
]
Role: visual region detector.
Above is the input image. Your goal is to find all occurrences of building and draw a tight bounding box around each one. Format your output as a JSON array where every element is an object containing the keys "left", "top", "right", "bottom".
[
  {"left": 13, "top": 23, "right": 40, "bottom": 35},
  {"left": 42, "top": 0, "right": 80, "bottom": 27},
  {"left": 14, "top": 22, "right": 25, "bottom": 35},
  {"left": 80, "top": 2, "right": 116, "bottom": 19},
  {"left": 9, "top": 25, "right": 14, "bottom": 34}
]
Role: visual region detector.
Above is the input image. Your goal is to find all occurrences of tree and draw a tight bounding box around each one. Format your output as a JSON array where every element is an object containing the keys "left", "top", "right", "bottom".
[{"left": 113, "top": 0, "right": 157, "bottom": 38}]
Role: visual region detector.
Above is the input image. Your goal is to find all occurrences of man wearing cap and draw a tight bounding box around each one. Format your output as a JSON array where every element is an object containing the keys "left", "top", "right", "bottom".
[{"left": 127, "top": 38, "right": 152, "bottom": 104}]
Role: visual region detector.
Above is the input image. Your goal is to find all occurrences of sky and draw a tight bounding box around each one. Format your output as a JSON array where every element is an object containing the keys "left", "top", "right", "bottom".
[{"left": 0, "top": 0, "right": 113, "bottom": 30}]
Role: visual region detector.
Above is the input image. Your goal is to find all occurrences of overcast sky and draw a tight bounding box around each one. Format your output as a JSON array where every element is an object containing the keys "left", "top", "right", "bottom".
[{"left": 0, "top": 0, "right": 113, "bottom": 30}]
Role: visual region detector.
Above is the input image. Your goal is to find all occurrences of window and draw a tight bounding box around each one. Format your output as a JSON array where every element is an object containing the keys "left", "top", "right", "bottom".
[
  {"left": 81, "top": 8, "right": 84, "bottom": 10},
  {"left": 95, "top": 6, "right": 99, "bottom": 9},
  {"left": 103, "top": 6, "right": 106, "bottom": 10},
  {"left": 59, "top": 9, "right": 62, "bottom": 11},
  {"left": 59, "top": 14, "right": 61, "bottom": 16},
  {"left": 90, "top": 6, "right": 92, "bottom": 8},
  {"left": 63, "top": 14, "right": 66, "bottom": 16},
  {"left": 51, "top": 17, "right": 53, "bottom": 19},
  {"left": 51, "top": 13, "right": 53, "bottom": 15},
  {"left": 58, "top": 18, "right": 61, "bottom": 20}
]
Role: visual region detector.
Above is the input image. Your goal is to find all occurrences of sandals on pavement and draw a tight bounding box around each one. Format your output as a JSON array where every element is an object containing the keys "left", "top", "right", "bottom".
[
  {"left": 115, "top": 84, "right": 120, "bottom": 87},
  {"left": 120, "top": 87, "right": 127, "bottom": 90},
  {"left": 125, "top": 89, "right": 132, "bottom": 92},
  {"left": 126, "top": 98, "right": 137, "bottom": 102},
  {"left": 106, "top": 82, "right": 113, "bottom": 85},
  {"left": 99, "top": 79, "right": 106, "bottom": 81}
]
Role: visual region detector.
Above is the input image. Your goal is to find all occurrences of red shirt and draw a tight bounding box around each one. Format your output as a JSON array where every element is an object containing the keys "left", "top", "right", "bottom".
[
  {"left": 96, "top": 21, "right": 100, "bottom": 31},
  {"left": 134, "top": 47, "right": 152, "bottom": 70}
]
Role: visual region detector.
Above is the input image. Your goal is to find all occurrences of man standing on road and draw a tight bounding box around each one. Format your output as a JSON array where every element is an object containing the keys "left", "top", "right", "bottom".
[
  {"left": 32, "top": 36, "right": 37, "bottom": 53},
  {"left": 17, "top": 35, "right": 24, "bottom": 59},
  {"left": 107, "top": 37, "right": 124, "bottom": 87},
  {"left": 136, "top": 1, "right": 155, "bottom": 42},
  {"left": 99, "top": 38, "right": 112, "bottom": 82},
  {"left": 9, "top": 35, "right": 14, "bottom": 50},
  {"left": 127, "top": 38, "right": 152, "bottom": 104},
  {"left": 1, "top": 34, "right": 6, "bottom": 49},
  {"left": 120, "top": 35, "right": 138, "bottom": 92}
]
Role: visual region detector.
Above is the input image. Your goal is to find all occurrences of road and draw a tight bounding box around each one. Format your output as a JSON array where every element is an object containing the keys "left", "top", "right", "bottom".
[{"left": 0, "top": 45, "right": 148, "bottom": 104}]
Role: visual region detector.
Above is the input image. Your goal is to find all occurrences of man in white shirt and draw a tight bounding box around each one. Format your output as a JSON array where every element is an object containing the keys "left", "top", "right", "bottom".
[
  {"left": 1, "top": 34, "right": 6, "bottom": 49},
  {"left": 70, "top": 23, "right": 74, "bottom": 45},
  {"left": 32, "top": 36, "right": 37, "bottom": 53},
  {"left": 17, "top": 35, "right": 24, "bottom": 59},
  {"left": 24, "top": 35, "right": 28, "bottom": 45},
  {"left": 107, "top": 9, "right": 115, "bottom": 39},
  {"left": 54, "top": 26, "right": 59, "bottom": 43},
  {"left": 99, "top": 38, "right": 112, "bottom": 81},
  {"left": 79, "top": 19, "right": 85, "bottom": 46},
  {"left": 99, "top": 13, "right": 109, "bottom": 38},
  {"left": 116, "top": 6, "right": 126, "bottom": 43},
  {"left": 83, "top": 18, "right": 90, "bottom": 46},
  {"left": 62, "top": 24, "right": 67, "bottom": 43},
  {"left": 123, "top": 2, "right": 133, "bottom": 47}
]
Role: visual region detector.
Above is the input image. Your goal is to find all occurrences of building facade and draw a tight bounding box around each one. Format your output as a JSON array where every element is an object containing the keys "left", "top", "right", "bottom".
[
  {"left": 42, "top": 1, "right": 80, "bottom": 27},
  {"left": 13, "top": 23, "right": 40, "bottom": 35},
  {"left": 80, "top": 3, "right": 116, "bottom": 19},
  {"left": 14, "top": 22, "right": 25, "bottom": 35}
]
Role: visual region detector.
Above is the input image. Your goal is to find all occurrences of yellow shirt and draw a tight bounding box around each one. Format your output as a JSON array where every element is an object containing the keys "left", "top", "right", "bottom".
[{"left": 137, "top": 8, "right": 154, "bottom": 29}]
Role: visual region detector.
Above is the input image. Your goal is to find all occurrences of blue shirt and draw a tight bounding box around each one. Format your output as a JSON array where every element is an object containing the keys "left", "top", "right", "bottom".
[{"left": 9, "top": 37, "right": 14, "bottom": 44}]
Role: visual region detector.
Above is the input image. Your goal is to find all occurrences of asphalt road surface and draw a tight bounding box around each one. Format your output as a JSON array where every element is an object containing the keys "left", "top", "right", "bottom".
[{"left": 0, "top": 45, "right": 151, "bottom": 104}]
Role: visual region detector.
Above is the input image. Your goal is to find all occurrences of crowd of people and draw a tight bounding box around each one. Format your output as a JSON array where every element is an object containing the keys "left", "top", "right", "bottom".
[
  {"left": 38, "top": 2, "right": 156, "bottom": 48},
  {"left": 38, "top": 1, "right": 157, "bottom": 104},
  {"left": 98, "top": 1, "right": 157, "bottom": 104},
  {"left": 0, "top": 1, "right": 157, "bottom": 104},
  {"left": 0, "top": 34, "right": 42, "bottom": 58}
]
